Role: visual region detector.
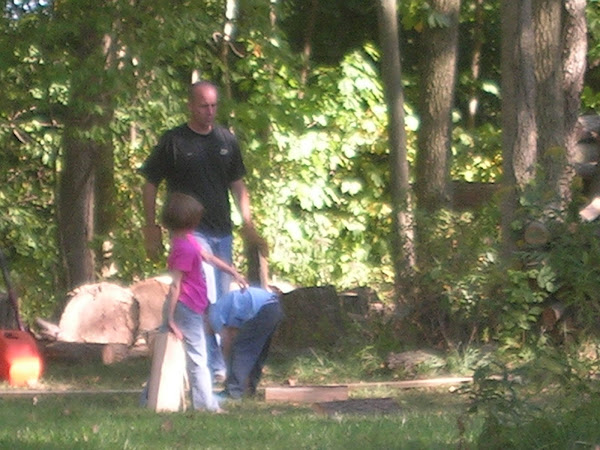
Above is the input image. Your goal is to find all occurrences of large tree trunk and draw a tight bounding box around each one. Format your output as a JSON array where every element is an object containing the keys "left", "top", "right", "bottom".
[
  {"left": 414, "top": 0, "right": 460, "bottom": 273},
  {"left": 500, "top": 0, "right": 538, "bottom": 256},
  {"left": 58, "top": 95, "right": 114, "bottom": 293},
  {"left": 563, "top": 0, "right": 588, "bottom": 201},
  {"left": 534, "top": 0, "right": 572, "bottom": 216},
  {"left": 415, "top": 0, "right": 460, "bottom": 212},
  {"left": 376, "top": 0, "right": 415, "bottom": 304},
  {"left": 56, "top": 5, "right": 116, "bottom": 296},
  {"left": 58, "top": 117, "right": 97, "bottom": 290}
]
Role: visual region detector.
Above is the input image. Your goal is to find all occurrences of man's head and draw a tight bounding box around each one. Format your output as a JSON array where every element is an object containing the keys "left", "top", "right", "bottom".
[{"left": 188, "top": 81, "right": 218, "bottom": 134}]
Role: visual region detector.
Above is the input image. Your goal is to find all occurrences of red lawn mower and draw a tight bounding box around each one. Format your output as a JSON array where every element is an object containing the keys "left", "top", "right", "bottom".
[{"left": 0, "top": 248, "right": 43, "bottom": 386}]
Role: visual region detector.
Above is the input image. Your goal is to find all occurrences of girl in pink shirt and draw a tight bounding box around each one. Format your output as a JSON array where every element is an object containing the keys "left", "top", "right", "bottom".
[{"left": 162, "top": 192, "right": 247, "bottom": 412}]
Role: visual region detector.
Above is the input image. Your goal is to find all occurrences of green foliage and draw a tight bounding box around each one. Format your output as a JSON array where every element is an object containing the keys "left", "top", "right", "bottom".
[
  {"left": 232, "top": 42, "right": 397, "bottom": 290},
  {"left": 1, "top": 0, "right": 600, "bottom": 362},
  {"left": 410, "top": 187, "right": 600, "bottom": 351},
  {"left": 466, "top": 345, "right": 600, "bottom": 449},
  {"left": 0, "top": 0, "right": 227, "bottom": 318},
  {"left": 546, "top": 222, "right": 600, "bottom": 328},
  {"left": 408, "top": 205, "right": 502, "bottom": 346},
  {"left": 452, "top": 123, "right": 502, "bottom": 182}
]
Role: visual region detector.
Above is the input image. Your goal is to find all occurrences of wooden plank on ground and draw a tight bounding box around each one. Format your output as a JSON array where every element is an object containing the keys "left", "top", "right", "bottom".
[
  {"left": 347, "top": 376, "right": 472, "bottom": 391},
  {"left": 265, "top": 385, "right": 348, "bottom": 403},
  {"left": 1, "top": 377, "right": 473, "bottom": 399},
  {"left": 0, "top": 389, "right": 142, "bottom": 397}
]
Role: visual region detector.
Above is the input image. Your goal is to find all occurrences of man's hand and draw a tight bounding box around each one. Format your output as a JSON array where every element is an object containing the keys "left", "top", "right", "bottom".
[
  {"left": 142, "top": 224, "right": 163, "bottom": 261},
  {"left": 241, "top": 223, "right": 269, "bottom": 257}
]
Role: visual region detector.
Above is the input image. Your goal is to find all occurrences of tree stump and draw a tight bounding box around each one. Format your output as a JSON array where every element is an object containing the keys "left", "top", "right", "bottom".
[{"left": 272, "top": 286, "right": 345, "bottom": 350}]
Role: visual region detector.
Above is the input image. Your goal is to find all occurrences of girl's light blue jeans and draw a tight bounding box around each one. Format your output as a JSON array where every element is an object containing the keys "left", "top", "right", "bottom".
[{"left": 174, "top": 301, "right": 220, "bottom": 411}]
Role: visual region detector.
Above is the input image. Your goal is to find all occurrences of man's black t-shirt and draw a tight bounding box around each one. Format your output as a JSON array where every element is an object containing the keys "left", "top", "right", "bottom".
[{"left": 140, "top": 124, "right": 247, "bottom": 236}]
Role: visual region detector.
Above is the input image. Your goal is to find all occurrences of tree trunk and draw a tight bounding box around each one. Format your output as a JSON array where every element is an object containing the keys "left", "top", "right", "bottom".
[
  {"left": 220, "top": 0, "right": 237, "bottom": 100},
  {"left": 376, "top": 0, "right": 416, "bottom": 304},
  {"left": 56, "top": 6, "right": 116, "bottom": 295},
  {"left": 414, "top": 0, "right": 460, "bottom": 273},
  {"left": 534, "top": 0, "right": 572, "bottom": 216},
  {"left": 563, "top": 0, "right": 588, "bottom": 187},
  {"left": 500, "top": 0, "right": 537, "bottom": 256},
  {"left": 58, "top": 120, "right": 97, "bottom": 290},
  {"left": 467, "top": 0, "right": 485, "bottom": 129},
  {"left": 415, "top": 0, "right": 460, "bottom": 212},
  {"left": 300, "top": 0, "right": 319, "bottom": 90}
]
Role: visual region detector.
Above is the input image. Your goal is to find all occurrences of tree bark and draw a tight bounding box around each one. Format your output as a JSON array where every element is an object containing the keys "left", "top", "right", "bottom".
[
  {"left": 563, "top": 0, "right": 588, "bottom": 188},
  {"left": 220, "top": 0, "right": 237, "bottom": 100},
  {"left": 376, "top": 0, "right": 415, "bottom": 304},
  {"left": 56, "top": 5, "right": 116, "bottom": 295},
  {"left": 534, "top": 0, "right": 572, "bottom": 215},
  {"left": 500, "top": 0, "right": 537, "bottom": 256},
  {"left": 415, "top": 0, "right": 460, "bottom": 212},
  {"left": 300, "top": 0, "right": 319, "bottom": 89},
  {"left": 467, "top": 0, "right": 485, "bottom": 129},
  {"left": 414, "top": 0, "right": 460, "bottom": 274},
  {"left": 58, "top": 119, "right": 97, "bottom": 290}
]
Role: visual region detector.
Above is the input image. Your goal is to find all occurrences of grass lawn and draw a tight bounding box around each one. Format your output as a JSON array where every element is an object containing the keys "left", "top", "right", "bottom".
[
  {"left": 0, "top": 357, "right": 482, "bottom": 449},
  {"left": 2, "top": 349, "right": 599, "bottom": 449}
]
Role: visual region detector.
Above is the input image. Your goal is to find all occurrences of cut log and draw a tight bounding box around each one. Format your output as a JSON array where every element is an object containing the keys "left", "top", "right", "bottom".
[
  {"left": 101, "top": 343, "right": 131, "bottom": 365},
  {"left": 58, "top": 282, "right": 137, "bottom": 345},
  {"left": 40, "top": 341, "right": 107, "bottom": 362},
  {"left": 264, "top": 385, "right": 349, "bottom": 403},
  {"left": 130, "top": 277, "right": 170, "bottom": 335},
  {"left": 580, "top": 197, "right": 600, "bottom": 222},
  {"left": 39, "top": 341, "right": 148, "bottom": 364},
  {"left": 523, "top": 221, "right": 550, "bottom": 246},
  {"left": 272, "top": 286, "right": 345, "bottom": 350},
  {"left": 35, "top": 318, "right": 61, "bottom": 341}
]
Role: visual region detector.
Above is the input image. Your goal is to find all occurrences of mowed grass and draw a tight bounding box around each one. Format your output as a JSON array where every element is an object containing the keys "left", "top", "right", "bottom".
[
  {"left": 0, "top": 394, "right": 477, "bottom": 449},
  {"left": 0, "top": 358, "right": 481, "bottom": 449}
]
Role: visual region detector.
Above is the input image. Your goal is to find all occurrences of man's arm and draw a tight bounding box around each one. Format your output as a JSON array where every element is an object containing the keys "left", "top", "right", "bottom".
[
  {"left": 142, "top": 182, "right": 159, "bottom": 226},
  {"left": 231, "top": 179, "right": 269, "bottom": 256},
  {"left": 230, "top": 179, "right": 252, "bottom": 225}
]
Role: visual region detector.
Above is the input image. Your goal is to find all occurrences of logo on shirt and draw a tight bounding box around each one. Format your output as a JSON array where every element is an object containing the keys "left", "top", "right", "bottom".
[{"left": 220, "top": 148, "right": 229, "bottom": 156}]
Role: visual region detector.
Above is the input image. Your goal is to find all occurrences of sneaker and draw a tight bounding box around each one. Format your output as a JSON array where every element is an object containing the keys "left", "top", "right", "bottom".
[{"left": 215, "top": 389, "right": 241, "bottom": 404}]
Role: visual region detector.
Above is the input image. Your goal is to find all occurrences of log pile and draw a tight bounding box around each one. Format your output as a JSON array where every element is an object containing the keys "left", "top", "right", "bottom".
[
  {"left": 34, "top": 280, "right": 374, "bottom": 365},
  {"left": 35, "top": 277, "right": 171, "bottom": 364}
]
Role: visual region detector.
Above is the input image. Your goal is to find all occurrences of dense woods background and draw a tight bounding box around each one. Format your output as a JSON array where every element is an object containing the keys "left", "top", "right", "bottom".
[{"left": 2, "top": 0, "right": 600, "bottom": 352}]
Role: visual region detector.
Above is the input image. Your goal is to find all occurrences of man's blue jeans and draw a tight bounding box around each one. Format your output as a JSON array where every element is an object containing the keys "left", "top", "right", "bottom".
[{"left": 193, "top": 232, "right": 232, "bottom": 380}]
